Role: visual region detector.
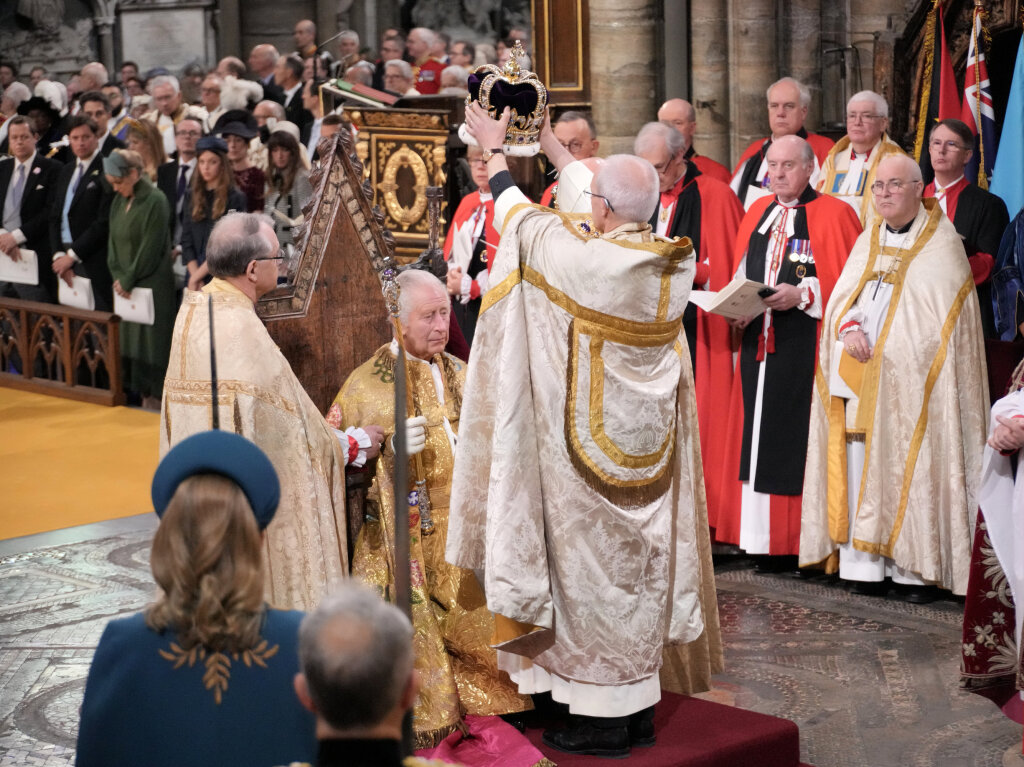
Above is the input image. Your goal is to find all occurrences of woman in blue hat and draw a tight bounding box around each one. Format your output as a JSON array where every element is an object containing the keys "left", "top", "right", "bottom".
[{"left": 75, "top": 431, "right": 317, "bottom": 767}]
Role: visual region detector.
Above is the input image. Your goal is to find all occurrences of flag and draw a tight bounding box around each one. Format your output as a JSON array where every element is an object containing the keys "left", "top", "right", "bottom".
[
  {"left": 990, "top": 36, "right": 1024, "bottom": 216},
  {"left": 914, "top": 0, "right": 961, "bottom": 183},
  {"left": 961, "top": 5, "right": 996, "bottom": 188}
]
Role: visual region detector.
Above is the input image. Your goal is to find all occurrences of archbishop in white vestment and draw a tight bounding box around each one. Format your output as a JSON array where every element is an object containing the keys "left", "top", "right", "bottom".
[
  {"left": 800, "top": 185, "right": 988, "bottom": 594},
  {"left": 446, "top": 154, "right": 722, "bottom": 720}
]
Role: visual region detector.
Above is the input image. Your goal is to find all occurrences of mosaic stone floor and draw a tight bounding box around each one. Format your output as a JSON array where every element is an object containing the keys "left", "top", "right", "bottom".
[{"left": 0, "top": 520, "right": 1020, "bottom": 766}]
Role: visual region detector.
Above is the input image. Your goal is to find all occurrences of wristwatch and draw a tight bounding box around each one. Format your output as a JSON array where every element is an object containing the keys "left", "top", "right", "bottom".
[{"left": 481, "top": 147, "right": 505, "bottom": 162}]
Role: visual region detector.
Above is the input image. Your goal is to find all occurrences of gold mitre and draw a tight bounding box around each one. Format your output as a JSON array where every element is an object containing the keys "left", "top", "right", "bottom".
[{"left": 458, "top": 41, "right": 548, "bottom": 157}]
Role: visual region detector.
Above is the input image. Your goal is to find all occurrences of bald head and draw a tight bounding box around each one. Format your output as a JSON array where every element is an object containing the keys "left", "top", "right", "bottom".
[
  {"left": 657, "top": 98, "right": 696, "bottom": 142},
  {"left": 592, "top": 154, "right": 659, "bottom": 228},
  {"left": 872, "top": 154, "right": 924, "bottom": 229},
  {"left": 294, "top": 19, "right": 316, "bottom": 50}
]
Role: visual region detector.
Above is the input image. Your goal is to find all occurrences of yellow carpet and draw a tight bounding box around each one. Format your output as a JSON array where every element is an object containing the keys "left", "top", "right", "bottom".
[{"left": 0, "top": 387, "right": 159, "bottom": 540}]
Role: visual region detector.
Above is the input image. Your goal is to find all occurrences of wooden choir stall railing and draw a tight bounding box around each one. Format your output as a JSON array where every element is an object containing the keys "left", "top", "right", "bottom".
[{"left": 0, "top": 297, "right": 124, "bottom": 406}]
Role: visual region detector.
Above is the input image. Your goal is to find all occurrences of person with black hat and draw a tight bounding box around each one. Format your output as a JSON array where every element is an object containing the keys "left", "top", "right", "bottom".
[
  {"left": 17, "top": 89, "right": 63, "bottom": 157},
  {"left": 181, "top": 134, "right": 247, "bottom": 291},
  {"left": 215, "top": 110, "right": 265, "bottom": 212},
  {"left": 75, "top": 430, "right": 318, "bottom": 767}
]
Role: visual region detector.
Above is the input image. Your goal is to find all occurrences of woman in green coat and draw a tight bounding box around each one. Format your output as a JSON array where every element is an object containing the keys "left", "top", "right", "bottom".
[{"left": 104, "top": 149, "right": 175, "bottom": 409}]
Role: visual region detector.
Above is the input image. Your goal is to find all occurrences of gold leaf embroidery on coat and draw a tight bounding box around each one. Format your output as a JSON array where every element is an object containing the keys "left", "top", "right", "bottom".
[{"left": 157, "top": 639, "right": 280, "bottom": 705}]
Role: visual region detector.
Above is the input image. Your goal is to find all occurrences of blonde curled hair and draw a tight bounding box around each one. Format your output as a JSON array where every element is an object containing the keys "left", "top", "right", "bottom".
[{"left": 146, "top": 474, "right": 265, "bottom": 653}]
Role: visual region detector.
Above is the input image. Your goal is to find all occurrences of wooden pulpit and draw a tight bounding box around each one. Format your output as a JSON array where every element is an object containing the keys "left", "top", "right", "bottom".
[{"left": 256, "top": 128, "right": 395, "bottom": 414}]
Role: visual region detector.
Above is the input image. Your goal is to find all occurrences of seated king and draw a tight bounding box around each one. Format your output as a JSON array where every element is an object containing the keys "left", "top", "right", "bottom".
[{"left": 325, "top": 269, "right": 531, "bottom": 749}]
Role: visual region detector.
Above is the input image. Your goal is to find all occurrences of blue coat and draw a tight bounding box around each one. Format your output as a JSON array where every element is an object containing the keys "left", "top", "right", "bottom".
[{"left": 76, "top": 608, "right": 316, "bottom": 767}]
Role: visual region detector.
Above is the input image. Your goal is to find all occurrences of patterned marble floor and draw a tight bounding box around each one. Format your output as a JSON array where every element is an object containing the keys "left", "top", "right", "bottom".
[{"left": 0, "top": 520, "right": 1019, "bottom": 766}]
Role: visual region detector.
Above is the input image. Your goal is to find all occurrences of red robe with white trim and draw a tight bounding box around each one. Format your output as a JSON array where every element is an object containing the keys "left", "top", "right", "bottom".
[{"left": 714, "top": 190, "right": 861, "bottom": 554}]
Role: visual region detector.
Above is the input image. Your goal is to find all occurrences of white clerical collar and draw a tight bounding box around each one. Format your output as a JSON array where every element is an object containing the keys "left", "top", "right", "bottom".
[{"left": 758, "top": 197, "right": 798, "bottom": 235}]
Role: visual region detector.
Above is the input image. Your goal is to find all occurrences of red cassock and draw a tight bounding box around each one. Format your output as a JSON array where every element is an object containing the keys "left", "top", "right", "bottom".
[
  {"left": 733, "top": 132, "right": 836, "bottom": 173},
  {"left": 712, "top": 191, "right": 861, "bottom": 554},
  {"left": 691, "top": 154, "right": 732, "bottom": 185},
  {"left": 658, "top": 168, "right": 744, "bottom": 534}
]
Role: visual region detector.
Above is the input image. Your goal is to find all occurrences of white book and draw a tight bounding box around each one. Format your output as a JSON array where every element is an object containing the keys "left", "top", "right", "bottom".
[
  {"left": 58, "top": 275, "right": 95, "bottom": 311},
  {"left": 0, "top": 248, "right": 38, "bottom": 286},
  {"left": 114, "top": 287, "right": 155, "bottom": 325},
  {"left": 687, "top": 277, "right": 773, "bottom": 320}
]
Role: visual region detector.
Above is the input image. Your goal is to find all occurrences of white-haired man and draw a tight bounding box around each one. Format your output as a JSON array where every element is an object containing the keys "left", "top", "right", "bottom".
[
  {"left": 327, "top": 268, "right": 530, "bottom": 748},
  {"left": 714, "top": 135, "right": 861, "bottom": 571},
  {"left": 446, "top": 104, "right": 721, "bottom": 757},
  {"left": 247, "top": 44, "right": 284, "bottom": 103},
  {"left": 161, "top": 212, "right": 383, "bottom": 611},
  {"left": 801, "top": 154, "right": 988, "bottom": 603},
  {"left": 144, "top": 75, "right": 206, "bottom": 156},
  {"left": 816, "top": 90, "right": 905, "bottom": 225},
  {"left": 382, "top": 60, "right": 419, "bottom": 97},
  {"left": 634, "top": 120, "right": 742, "bottom": 535},
  {"left": 657, "top": 98, "right": 731, "bottom": 184},
  {"left": 406, "top": 27, "right": 445, "bottom": 95},
  {"left": 731, "top": 77, "right": 835, "bottom": 209},
  {"left": 78, "top": 62, "right": 109, "bottom": 93}
]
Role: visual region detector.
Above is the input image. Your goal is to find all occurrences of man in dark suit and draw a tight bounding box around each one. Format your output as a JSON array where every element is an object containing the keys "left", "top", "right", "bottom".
[
  {"left": 0, "top": 116, "right": 61, "bottom": 302},
  {"left": 53, "top": 91, "right": 126, "bottom": 164},
  {"left": 50, "top": 115, "right": 114, "bottom": 311},
  {"left": 275, "top": 54, "right": 312, "bottom": 134},
  {"left": 248, "top": 44, "right": 285, "bottom": 105},
  {"left": 157, "top": 116, "right": 202, "bottom": 293}
]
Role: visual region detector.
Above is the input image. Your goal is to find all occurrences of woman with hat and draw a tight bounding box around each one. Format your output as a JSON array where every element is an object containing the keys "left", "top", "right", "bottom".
[
  {"left": 181, "top": 135, "right": 247, "bottom": 291},
  {"left": 75, "top": 431, "right": 317, "bottom": 767},
  {"left": 265, "top": 128, "right": 312, "bottom": 256},
  {"left": 125, "top": 117, "right": 167, "bottom": 181},
  {"left": 104, "top": 148, "right": 176, "bottom": 409},
  {"left": 214, "top": 110, "right": 265, "bottom": 213}
]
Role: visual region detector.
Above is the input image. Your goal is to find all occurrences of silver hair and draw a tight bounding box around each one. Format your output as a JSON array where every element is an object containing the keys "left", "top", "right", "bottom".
[
  {"left": 440, "top": 65, "right": 469, "bottom": 89},
  {"left": 298, "top": 585, "right": 414, "bottom": 732},
  {"left": 80, "top": 62, "right": 109, "bottom": 88},
  {"left": 384, "top": 59, "right": 413, "bottom": 81},
  {"left": 148, "top": 75, "right": 181, "bottom": 96},
  {"left": 634, "top": 121, "right": 687, "bottom": 158},
  {"left": 594, "top": 154, "right": 659, "bottom": 224},
  {"left": 206, "top": 212, "right": 276, "bottom": 277},
  {"left": 3, "top": 82, "right": 31, "bottom": 108},
  {"left": 397, "top": 269, "right": 447, "bottom": 324},
  {"left": 409, "top": 27, "right": 438, "bottom": 48},
  {"left": 344, "top": 64, "right": 373, "bottom": 87},
  {"left": 847, "top": 90, "right": 889, "bottom": 119},
  {"left": 338, "top": 30, "right": 360, "bottom": 45},
  {"left": 256, "top": 100, "right": 286, "bottom": 121},
  {"left": 767, "top": 77, "right": 810, "bottom": 108}
]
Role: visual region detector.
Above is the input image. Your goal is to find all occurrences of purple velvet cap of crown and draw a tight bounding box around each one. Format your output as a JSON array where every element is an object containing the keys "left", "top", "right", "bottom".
[{"left": 467, "top": 69, "right": 541, "bottom": 118}]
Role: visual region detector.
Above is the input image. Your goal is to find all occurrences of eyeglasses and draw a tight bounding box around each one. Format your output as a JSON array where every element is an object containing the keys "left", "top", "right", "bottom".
[
  {"left": 870, "top": 179, "right": 918, "bottom": 194},
  {"left": 252, "top": 248, "right": 287, "bottom": 263},
  {"left": 175, "top": 130, "right": 202, "bottom": 137},
  {"left": 583, "top": 189, "right": 615, "bottom": 213},
  {"left": 559, "top": 140, "right": 587, "bottom": 154},
  {"left": 847, "top": 112, "right": 883, "bottom": 123},
  {"left": 467, "top": 157, "right": 488, "bottom": 166},
  {"left": 929, "top": 139, "right": 968, "bottom": 152}
]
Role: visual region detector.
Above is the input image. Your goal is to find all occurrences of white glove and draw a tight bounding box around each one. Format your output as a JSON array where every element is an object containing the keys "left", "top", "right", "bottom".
[{"left": 390, "top": 415, "right": 427, "bottom": 455}]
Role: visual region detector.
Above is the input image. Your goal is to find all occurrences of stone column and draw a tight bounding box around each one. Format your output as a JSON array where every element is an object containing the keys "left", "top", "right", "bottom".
[
  {"left": 690, "top": 0, "right": 731, "bottom": 166},
  {"left": 589, "top": 0, "right": 659, "bottom": 156},
  {"left": 850, "top": 0, "right": 896, "bottom": 103},
  {"left": 729, "top": 0, "right": 777, "bottom": 162},
  {"left": 780, "top": 0, "right": 824, "bottom": 133},
  {"left": 94, "top": 16, "right": 116, "bottom": 73}
]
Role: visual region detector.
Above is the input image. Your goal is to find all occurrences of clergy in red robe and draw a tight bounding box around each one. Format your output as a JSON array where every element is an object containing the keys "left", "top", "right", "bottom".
[
  {"left": 657, "top": 98, "right": 731, "bottom": 184},
  {"left": 539, "top": 111, "right": 599, "bottom": 208},
  {"left": 923, "top": 119, "right": 1009, "bottom": 339},
  {"left": 444, "top": 146, "right": 499, "bottom": 347},
  {"left": 635, "top": 121, "right": 743, "bottom": 533},
  {"left": 716, "top": 136, "right": 861, "bottom": 565},
  {"left": 731, "top": 78, "right": 834, "bottom": 210}
]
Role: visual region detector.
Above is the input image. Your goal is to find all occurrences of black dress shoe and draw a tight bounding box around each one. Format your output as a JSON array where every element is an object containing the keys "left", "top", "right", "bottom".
[
  {"left": 542, "top": 715, "right": 630, "bottom": 759},
  {"left": 628, "top": 706, "right": 656, "bottom": 747},
  {"left": 898, "top": 584, "right": 939, "bottom": 604},
  {"left": 847, "top": 579, "right": 888, "bottom": 596}
]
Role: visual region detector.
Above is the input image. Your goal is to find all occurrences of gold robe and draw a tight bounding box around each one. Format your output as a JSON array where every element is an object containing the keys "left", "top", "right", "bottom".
[
  {"left": 160, "top": 279, "right": 349, "bottom": 610},
  {"left": 446, "top": 202, "right": 722, "bottom": 699},
  {"left": 329, "top": 344, "right": 529, "bottom": 749},
  {"left": 816, "top": 133, "right": 906, "bottom": 225},
  {"left": 800, "top": 200, "right": 989, "bottom": 593}
]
